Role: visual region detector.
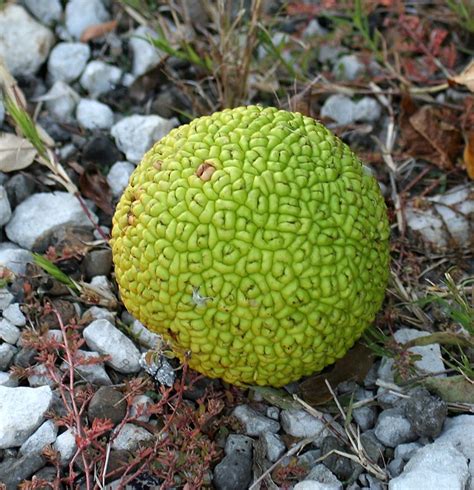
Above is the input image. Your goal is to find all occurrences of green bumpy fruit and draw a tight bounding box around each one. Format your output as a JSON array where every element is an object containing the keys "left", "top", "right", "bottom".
[{"left": 111, "top": 105, "right": 390, "bottom": 387}]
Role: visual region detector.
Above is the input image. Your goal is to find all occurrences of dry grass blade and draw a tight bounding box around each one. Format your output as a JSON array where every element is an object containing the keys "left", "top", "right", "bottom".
[
  {"left": 248, "top": 437, "right": 313, "bottom": 490},
  {"left": 313, "top": 382, "right": 389, "bottom": 482}
]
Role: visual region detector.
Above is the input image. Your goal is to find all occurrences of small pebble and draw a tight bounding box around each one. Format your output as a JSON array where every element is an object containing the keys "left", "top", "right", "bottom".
[{"left": 76, "top": 99, "right": 114, "bottom": 130}]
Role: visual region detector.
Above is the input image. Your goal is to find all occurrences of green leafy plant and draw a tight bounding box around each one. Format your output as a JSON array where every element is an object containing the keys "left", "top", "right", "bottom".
[{"left": 447, "top": 0, "right": 474, "bottom": 34}]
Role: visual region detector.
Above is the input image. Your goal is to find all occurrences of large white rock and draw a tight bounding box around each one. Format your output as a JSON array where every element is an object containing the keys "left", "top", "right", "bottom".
[
  {"left": 0, "top": 385, "right": 53, "bottom": 448},
  {"left": 405, "top": 185, "right": 473, "bottom": 251},
  {"left": 5, "top": 192, "right": 98, "bottom": 251},
  {"left": 389, "top": 442, "right": 469, "bottom": 490},
  {"left": 0, "top": 243, "right": 33, "bottom": 275},
  {"left": 65, "top": 0, "right": 110, "bottom": 40},
  {"left": 24, "top": 0, "right": 62, "bottom": 26},
  {"left": 83, "top": 319, "right": 141, "bottom": 373},
  {"left": 80, "top": 60, "right": 122, "bottom": 97},
  {"left": 436, "top": 415, "right": 474, "bottom": 488},
  {"left": 48, "top": 42, "right": 91, "bottom": 84},
  {"left": 111, "top": 115, "right": 178, "bottom": 163},
  {"left": 0, "top": 5, "right": 55, "bottom": 76},
  {"left": 129, "top": 26, "right": 165, "bottom": 77}
]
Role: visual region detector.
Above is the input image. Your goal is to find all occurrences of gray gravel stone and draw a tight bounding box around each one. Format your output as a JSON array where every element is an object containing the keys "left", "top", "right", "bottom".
[
  {"left": 3, "top": 303, "right": 26, "bottom": 327},
  {"left": 261, "top": 431, "right": 285, "bottom": 462},
  {"left": 232, "top": 405, "right": 280, "bottom": 436},
  {"left": 6, "top": 192, "right": 98, "bottom": 251},
  {"left": 111, "top": 114, "right": 178, "bottom": 163},
  {"left": 0, "top": 318, "right": 20, "bottom": 345},
  {"left": 111, "top": 423, "right": 154, "bottom": 451},
  {"left": 129, "top": 394, "right": 153, "bottom": 422},
  {"left": 214, "top": 435, "right": 253, "bottom": 490},
  {"left": 360, "top": 430, "right": 385, "bottom": 463},
  {"left": 61, "top": 349, "right": 112, "bottom": 386},
  {"left": 389, "top": 442, "right": 469, "bottom": 490},
  {"left": 28, "top": 363, "right": 58, "bottom": 388},
  {"left": 266, "top": 406, "right": 280, "bottom": 420},
  {"left": 48, "top": 42, "right": 90, "bottom": 83},
  {"left": 129, "top": 26, "right": 165, "bottom": 77},
  {"left": 225, "top": 434, "right": 253, "bottom": 457},
  {"left": 321, "top": 435, "right": 359, "bottom": 481},
  {"left": 0, "top": 343, "right": 17, "bottom": 371},
  {"left": 394, "top": 442, "right": 422, "bottom": 461},
  {"left": 0, "top": 185, "right": 12, "bottom": 226},
  {"left": 107, "top": 161, "right": 135, "bottom": 197},
  {"left": 0, "top": 371, "right": 18, "bottom": 387},
  {"left": 375, "top": 408, "right": 417, "bottom": 448},
  {"left": 83, "top": 319, "right": 141, "bottom": 374},
  {"left": 294, "top": 482, "right": 339, "bottom": 490},
  {"left": 0, "top": 453, "right": 45, "bottom": 489},
  {"left": 404, "top": 388, "right": 447, "bottom": 438},
  {"left": 394, "top": 328, "right": 445, "bottom": 375},
  {"left": 0, "top": 99, "right": 4, "bottom": 127},
  {"left": 5, "top": 173, "right": 36, "bottom": 208},
  {"left": 280, "top": 409, "right": 329, "bottom": 439},
  {"left": 83, "top": 248, "right": 113, "bottom": 279},
  {"left": 305, "top": 464, "right": 343, "bottom": 490},
  {"left": 0, "top": 385, "right": 53, "bottom": 448},
  {"left": 354, "top": 97, "right": 382, "bottom": 123},
  {"left": 388, "top": 457, "right": 405, "bottom": 478},
  {"left": 321, "top": 95, "right": 356, "bottom": 125},
  {"left": 405, "top": 185, "right": 474, "bottom": 252},
  {"left": 0, "top": 289, "right": 13, "bottom": 310},
  {"left": 53, "top": 429, "right": 77, "bottom": 465},
  {"left": 76, "top": 98, "right": 114, "bottom": 130},
  {"left": 0, "top": 5, "right": 55, "bottom": 77},
  {"left": 0, "top": 243, "right": 33, "bottom": 275},
  {"left": 333, "top": 54, "right": 365, "bottom": 80},
  {"left": 19, "top": 420, "right": 58, "bottom": 456},
  {"left": 80, "top": 60, "right": 122, "bottom": 97},
  {"left": 298, "top": 449, "right": 321, "bottom": 468},
  {"left": 24, "top": 0, "right": 62, "bottom": 26},
  {"left": 43, "top": 81, "right": 80, "bottom": 122},
  {"left": 82, "top": 306, "right": 116, "bottom": 325},
  {"left": 353, "top": 405, "right": 377, "bottom": 431},
  {"left": 65, "top": 0, "right": 110, "bottom": 40},
  {"left": 129, "top": 319, "right": 162, "bottom": 349},
  {"left": 88, "top": 386, "right": 127, "bottom": 426}
]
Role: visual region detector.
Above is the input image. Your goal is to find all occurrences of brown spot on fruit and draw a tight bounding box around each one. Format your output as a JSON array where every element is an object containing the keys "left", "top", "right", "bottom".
[{"left": 196, "top": 162, "right": 216, "bottom": 181}]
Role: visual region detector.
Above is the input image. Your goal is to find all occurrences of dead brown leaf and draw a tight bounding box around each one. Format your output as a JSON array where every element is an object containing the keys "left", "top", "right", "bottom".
[
  {"left": 297, "top": 342, "right": 375, "bottom": 406},
  {"left": 0, "top": 132, "right": 37, "bottom": 172},
  {"left": 79, "top": 165, "right": 114, "bottom": 215},
  {"left": 463, "top": 131, "right": 474, "bottom": 180},
  {"left": 450, "top": 60, "right": 474, "bottom": 93},
  {"left": 400, "top": 98, "right": 463, "bottom": 169},
  {"left": 80, "top": 20, "right": 118, "bottom": 42}
]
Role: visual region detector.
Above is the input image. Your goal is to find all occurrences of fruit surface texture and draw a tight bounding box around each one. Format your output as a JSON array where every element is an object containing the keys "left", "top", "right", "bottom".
[{"left": 111, "top": 105, "right": 390, "bottom": 387}]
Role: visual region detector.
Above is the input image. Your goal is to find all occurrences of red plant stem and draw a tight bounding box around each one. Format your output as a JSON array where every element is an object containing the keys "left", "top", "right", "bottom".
[
  {"left": 52, "top": 307, "right": 93, "bottom": 490},
  {"left": 75, "top": 193, "right": 110, "bottom": 242}
]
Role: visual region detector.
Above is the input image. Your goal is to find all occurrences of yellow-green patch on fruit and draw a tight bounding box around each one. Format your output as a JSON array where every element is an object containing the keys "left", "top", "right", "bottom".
[{"left": 111, "top": 106, "right": 390, "bottom": 387}]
